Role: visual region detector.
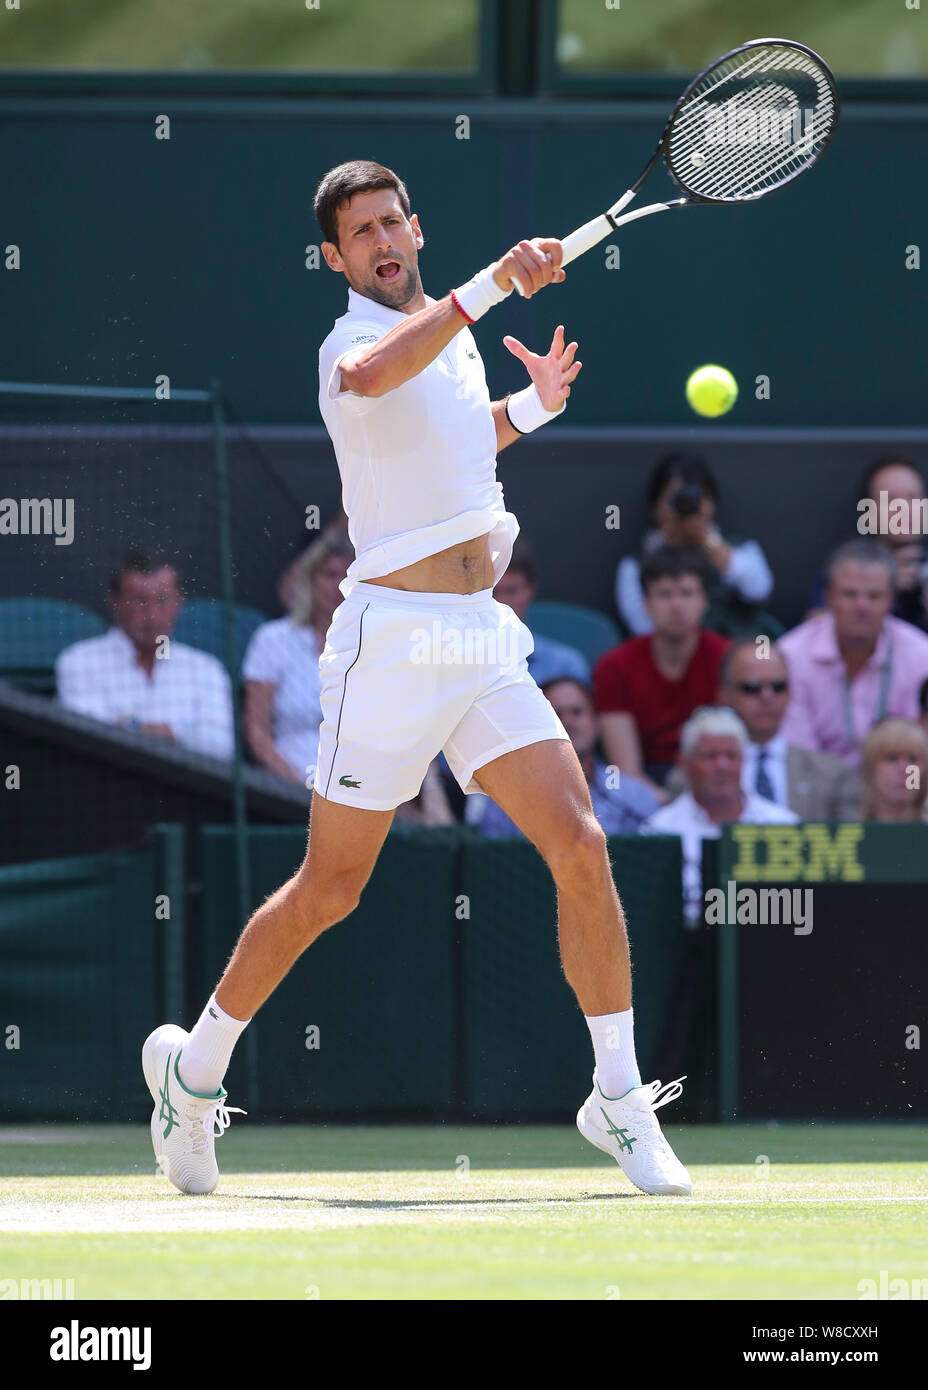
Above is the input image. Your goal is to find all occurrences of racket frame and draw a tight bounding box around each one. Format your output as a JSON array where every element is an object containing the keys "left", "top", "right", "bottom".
[{"left": 510, "top": 37, "right": 840, "bottom": 294}]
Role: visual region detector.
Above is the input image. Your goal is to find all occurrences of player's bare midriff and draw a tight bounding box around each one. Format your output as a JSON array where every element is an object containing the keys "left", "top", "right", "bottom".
[{"left": 365, "top": 530, "right": 494, "bottom": 594}]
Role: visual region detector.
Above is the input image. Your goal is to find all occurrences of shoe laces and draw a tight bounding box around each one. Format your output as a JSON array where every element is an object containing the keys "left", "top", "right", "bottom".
[
  {"left": 203, "top": 1099, "right": 247, "bottom": 1139},
  {"left": 639, "top": 1076, "right": 686, "bottom": 1112},
  {"left": 184, "top": 1099, "right": 246, "bottom": 1155},
  {"left": 608, "top": 1078, "right": 686, "bottom": 1165}
]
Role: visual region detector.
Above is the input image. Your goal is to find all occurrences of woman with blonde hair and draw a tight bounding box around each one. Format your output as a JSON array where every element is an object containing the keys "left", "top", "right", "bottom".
[
  {"left": 242, "top": 534, "right": 352, "bottom": 784},
  {"left": 859, "top": 718, "right": 928, "bottom": 822}
]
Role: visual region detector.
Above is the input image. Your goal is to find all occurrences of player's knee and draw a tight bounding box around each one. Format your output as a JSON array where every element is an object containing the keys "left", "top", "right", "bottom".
[
  {"left": 544, "top": 814, "right": 608, "bottom": 885},
  {"left": 292, "top": 872, "right": 362, "bottom": 944}
]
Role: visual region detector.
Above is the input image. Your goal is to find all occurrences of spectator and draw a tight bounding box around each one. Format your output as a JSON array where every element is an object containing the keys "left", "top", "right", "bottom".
[
  {"left": 477, "top": 677, "right": 660, "bottom": 838},
  {"left": 494, "top": 538, "right": 590, "bottom": 687},
  {"left": 594, "top": 547, "right": 729, "bottom": 798},
  {"left": 859, "top": 718, "right": 928, "bottom": 822},
  {"left": 392, "top": 758, "right": 457, "bottom": 828},
  {"left": 719, "top": 639, "right": 859, "bottom": 819},
  {"left": 780, "top": 540, "right": 928, "bottom": 765},
  {"left": 56, "top": 551, "right": 234, "bottom": 760},
  {"left": 243, "top": 534, "right": 352, "bottom": 784},
  {"left": 808, "top": 456, "right": 928, "bottom": 630},
  {"left": 641, "top": 707, "right": 798, "bottom": 925},
  {"left": 278, "top": 504, "right": 352, "bottom": 613},
  {"left": 616, "top": 453, "right": 773, "bottom": 637}
]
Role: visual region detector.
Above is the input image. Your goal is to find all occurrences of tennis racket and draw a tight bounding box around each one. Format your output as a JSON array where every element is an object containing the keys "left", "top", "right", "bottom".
[{"left": 508, "top": 37, "right": 840, "bottom": 295}]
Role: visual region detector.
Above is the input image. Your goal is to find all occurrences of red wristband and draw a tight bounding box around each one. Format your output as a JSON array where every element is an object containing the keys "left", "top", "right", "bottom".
[{"left": 450, "top": 290, "right": 474, "bottom": 325}]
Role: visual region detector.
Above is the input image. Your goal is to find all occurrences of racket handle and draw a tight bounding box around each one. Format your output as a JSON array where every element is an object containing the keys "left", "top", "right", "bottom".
[
  {"left": 509, "top": 191, "right": 639, "bottom": 294},
  {"left": 516, "top": 201, "right": 672, "bottom": 289},
  {"left": 508, "top": 223, "right": 607, "bottom": 297},
  {"left": 510, "top": 215, "right": 614, "bottom": 293},
  {"left": 560, "top": 214, "right": 618, "bottom": 267}
]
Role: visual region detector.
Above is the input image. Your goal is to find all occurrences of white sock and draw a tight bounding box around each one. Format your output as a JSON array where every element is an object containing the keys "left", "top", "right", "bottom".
[
  {"left": 585, "top": 1007, "right": 642, "bottom": 1098},
  {"left": 178, "top": 993, "right": 251, "bottom": 1095}
]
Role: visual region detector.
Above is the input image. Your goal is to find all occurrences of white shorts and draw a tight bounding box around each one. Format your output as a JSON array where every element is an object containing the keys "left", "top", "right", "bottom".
[{"left": 313, "top": 580, "right": 569, "bottom": 811}]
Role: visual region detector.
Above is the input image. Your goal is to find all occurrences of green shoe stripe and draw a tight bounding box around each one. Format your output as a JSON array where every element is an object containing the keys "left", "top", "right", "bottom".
[
  {"left": 599, "top": 1106, "right": 638, "bottom": 1153},
  {"left": 173, "top": 1048, "right": 228, "bottom": 1102},
  {"left": 595, "top": 1080, "right": 638, "bottom": 1103},
  {"left": 158, "top": 1056, "right": 179, "bottom": 1139}
]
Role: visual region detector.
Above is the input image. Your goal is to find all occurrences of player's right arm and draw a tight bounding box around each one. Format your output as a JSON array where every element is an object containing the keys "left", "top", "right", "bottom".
[
  {"left": 339, "top": 238, "right": 565, "bottom": 399},
  {"left": 336, "top": 297, "right": 467, "bottom": 398}
]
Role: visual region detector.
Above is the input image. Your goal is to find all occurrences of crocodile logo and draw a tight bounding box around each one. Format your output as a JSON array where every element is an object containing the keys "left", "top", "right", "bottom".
[{"left": 338, "top": 774, "right": 362, "bottom": 788}]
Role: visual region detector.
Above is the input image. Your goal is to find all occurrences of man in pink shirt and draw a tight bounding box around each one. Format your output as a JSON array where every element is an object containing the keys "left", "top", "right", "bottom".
[{"left": 780, "top": 540, "right": 928, "bottom": 764}]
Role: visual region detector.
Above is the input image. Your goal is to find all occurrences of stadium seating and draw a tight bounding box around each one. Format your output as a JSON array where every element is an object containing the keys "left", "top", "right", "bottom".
[
  {"left": 704, "top": 602, "right": 786, "bottom": 642},
  {"left": 526, "top": 600, "right": 624, "bottom": 668},
  {"left": 173, "top": 597, "right": 268, "bottom": 674},
  {"left": 0, "top": 597, "right": 106, "bottom": 694}
]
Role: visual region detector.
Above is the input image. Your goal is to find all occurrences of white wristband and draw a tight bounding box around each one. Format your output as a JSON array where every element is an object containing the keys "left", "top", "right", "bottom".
[
  {"left": 452, "top": 264, "right": 512, "bottom": 323},
  {"left": 505, "top": 383, "right": 566, "bottom": 433}
]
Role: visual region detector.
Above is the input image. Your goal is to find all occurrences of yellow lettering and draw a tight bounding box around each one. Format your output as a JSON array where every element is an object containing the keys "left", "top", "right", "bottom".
[
  {"left": 801, "top": 824, "right": 864, "bottom": 881},
  {"left": 730, "top": 825, "right": 762, "bottom": 878},
  {"left": 763, "top": 827, "right": 803, "bottom": 880}
]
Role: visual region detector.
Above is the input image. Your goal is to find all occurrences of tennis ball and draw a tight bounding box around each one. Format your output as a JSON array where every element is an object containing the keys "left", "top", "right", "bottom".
[{"left": 685, "top": 364, "right": 738, "bottom": 418}]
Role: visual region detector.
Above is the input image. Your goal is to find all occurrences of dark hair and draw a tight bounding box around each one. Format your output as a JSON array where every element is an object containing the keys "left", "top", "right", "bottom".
[
  {"left": 858, "top": 454, "right": 924, "bottom": 501},
  {"left": 646, "top": 453, "right": 719, "bottom": 515},
  {"left": 640, "top": 545, "right": 713, "bottom": 595},
  {"left": 313, "top": 160, "right": 411, "bottom": 250},
  {"left": 505, "top": 537, "right": 536, "bottom": 587},
  {"left": 110, "top": 550, "right": 179, "bottom": 595},
  {"left": 539, "top": 676, "right": 593, "bottom": 707}
]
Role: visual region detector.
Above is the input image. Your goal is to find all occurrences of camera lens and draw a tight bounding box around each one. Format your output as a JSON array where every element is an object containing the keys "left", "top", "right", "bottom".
[{"left": 671, "top": 484, "right": 703, "bottom": 517}]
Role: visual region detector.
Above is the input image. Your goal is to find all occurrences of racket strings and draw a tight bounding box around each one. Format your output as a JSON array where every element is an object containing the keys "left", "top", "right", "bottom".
[
  {"left": 667, "top": 44, "right": 837, "bottom": 201},
  {"left": 672, "top": 94, "right": 834, "bottom": 200},
  {"left": 671, "top": 80, "right": 833, "bottom": 196},
  {"left": 671, "top": 92, "right": 835, "bottom": 197},
  {"left": 686, "top": 45, "right": 819, "bottom": 105},
  {"left": 678, "top": 45, "right": 832, "bottom": 120},
  {"left": 706, "top": 92, "right": 834, "bottom": 200},
  {"left": 680, "top": 91, "right": 829, "bottom": 200}
]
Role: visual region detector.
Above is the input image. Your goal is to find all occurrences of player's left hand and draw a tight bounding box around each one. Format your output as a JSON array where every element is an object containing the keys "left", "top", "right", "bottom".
[{"left": 503, "top": 325, "right": 582, "bottom": 411}]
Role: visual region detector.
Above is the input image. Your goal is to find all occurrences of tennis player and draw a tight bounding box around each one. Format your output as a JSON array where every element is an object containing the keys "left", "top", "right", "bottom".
[{"left": 143, "top": 160, "right": 691, "bottom": 1198}]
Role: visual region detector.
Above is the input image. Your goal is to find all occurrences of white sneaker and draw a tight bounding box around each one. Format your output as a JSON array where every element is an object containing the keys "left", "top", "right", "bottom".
[
  {"left": 142, "top": 1023, "right": 245, "bottom": 1195},
  {"left": 577, "top": 1075, "right": 692, "bottom": 1196}
]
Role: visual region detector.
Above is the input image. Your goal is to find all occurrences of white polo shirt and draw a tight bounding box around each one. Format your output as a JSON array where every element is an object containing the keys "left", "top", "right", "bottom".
[
  {"left": 318, "top": 286, "right": 518, "bottom": 598},
  {"left": 641, "top": 789, "right": 799, "bottom": 927},
  {"left": 55, "top": 626, "right": 235, "bottom": 762}
]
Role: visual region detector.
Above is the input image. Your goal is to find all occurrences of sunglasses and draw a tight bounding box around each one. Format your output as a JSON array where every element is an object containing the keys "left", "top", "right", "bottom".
[{"left": 737, "top": 680, "right": 789, "bottom": 695}]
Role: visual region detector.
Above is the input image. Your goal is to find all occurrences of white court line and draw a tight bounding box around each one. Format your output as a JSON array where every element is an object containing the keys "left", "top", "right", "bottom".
[
  {"left": 2, "top": 1193, "right": 927, "bottom": 1235},
  {"left": 0, "top": 1131, "right": 96, "bottom": 1145},
  {"left": 612, "top": 1196, "right": 928, "bottom": 1206}
]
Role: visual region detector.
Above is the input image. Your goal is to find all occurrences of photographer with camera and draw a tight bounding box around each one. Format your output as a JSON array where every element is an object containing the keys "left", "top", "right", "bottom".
[{"left": 615, "top": 454, "right": 774, "bottom": 637}]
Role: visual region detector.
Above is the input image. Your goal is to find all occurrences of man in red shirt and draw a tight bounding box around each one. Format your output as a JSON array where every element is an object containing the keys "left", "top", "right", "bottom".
[{"left": 594, "top": 547, "right": 730, "bottom": 800}]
